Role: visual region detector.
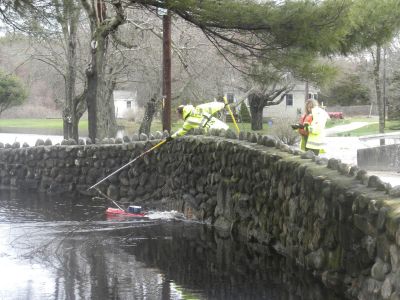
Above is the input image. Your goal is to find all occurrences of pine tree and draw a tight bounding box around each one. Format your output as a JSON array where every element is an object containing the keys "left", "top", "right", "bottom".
[{"left": 239, "top": 101, "right": 251, "bottom": 123}]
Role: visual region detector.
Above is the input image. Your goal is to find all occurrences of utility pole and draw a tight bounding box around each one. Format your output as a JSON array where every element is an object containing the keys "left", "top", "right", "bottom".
[
  {"left": 383, "top": 47, "right": 387, "bottom": 128},
  {"left": 161, "top": 9, "right": 172, "bottom": 132},
  {"left": 305, "top": 81, "right": 309, "bottom": 102}
]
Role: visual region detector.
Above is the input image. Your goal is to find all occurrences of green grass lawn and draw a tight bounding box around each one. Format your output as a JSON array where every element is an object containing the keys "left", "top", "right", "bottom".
[
  {"left": 0, "top": 118, "right": 259, "bottom": 135},
  {"left": 325, "top": 116, "right": 378, "bottom": 128},
  {"left": 336, "top": 119, "right": 400, "bottom": 137},
  {"left": 0, "top": 118, "right": 88, "bottom": 129},
  {"left": 0, "top": 117, "right": 397, "bottom": 137}
]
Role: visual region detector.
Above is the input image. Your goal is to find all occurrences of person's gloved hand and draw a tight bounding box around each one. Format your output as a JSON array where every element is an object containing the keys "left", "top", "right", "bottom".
[{"left": 165, "top": 136, "right": 173, "bottom": 143}]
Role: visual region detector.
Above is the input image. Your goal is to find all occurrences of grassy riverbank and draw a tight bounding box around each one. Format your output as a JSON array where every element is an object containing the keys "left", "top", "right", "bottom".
[
  {"left": 0, "top": 118, "right": 87, "bottom": 129},
  {"left": 0, "top": 119, "right": 88, "bottom": 135},
  {"left": 0, "top": 118, "right": 254, "bottom": 136},
  {"left": 333, "top": 119, "right": 400, "bottom": 136},
  {"left": 0, "top": 117, "right": 398, "bottom": 137}
]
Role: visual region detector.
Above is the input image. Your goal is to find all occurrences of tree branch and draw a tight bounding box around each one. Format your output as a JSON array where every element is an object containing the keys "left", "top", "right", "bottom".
[{"left": 100, "top": 0, "right": 126, "bottom": 38}]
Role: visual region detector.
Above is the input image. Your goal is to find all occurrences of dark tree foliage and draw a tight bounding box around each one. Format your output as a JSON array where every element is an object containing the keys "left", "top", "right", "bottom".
[
  {"left": 0, "top": 70, "right": 27, "bottom": 115},
  {"left": 239, "top": 101, "right": 251, "bottom": 123},
  {"left": 344, "top": 0, "right": 400, "bottom": 141},
  {"left": 319, "top": 73, "right": 370, "bottom": 106}
]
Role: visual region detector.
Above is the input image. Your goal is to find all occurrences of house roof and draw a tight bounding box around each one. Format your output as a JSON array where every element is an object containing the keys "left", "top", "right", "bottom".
[{"left": 113, "top": 90, "right": 136, "bottom": 101}]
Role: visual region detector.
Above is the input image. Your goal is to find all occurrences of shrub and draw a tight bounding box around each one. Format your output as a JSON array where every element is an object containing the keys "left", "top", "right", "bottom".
[
  {"left": 239, "top": 101, "right": 251, "bottom": 122},
  {"left": 0, "top": 71, "right": 27, "bottom": 115},
  {"left": 271, "top": 116, "right": 300, "bottom": 146},
  {"left": 388, "top": 103, "right": 400, "bottom": 120}
]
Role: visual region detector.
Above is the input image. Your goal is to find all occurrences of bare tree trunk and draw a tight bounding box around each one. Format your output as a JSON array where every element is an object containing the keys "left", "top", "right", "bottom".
[
  {"left": 86, "top": 48, "right": 99, "bottom": 140},
  {"left": 86, "top": 43, "right": 118, "bottom": 140},
  {"left": 86, "top": 44, "right": 118, "bottom": 140},
  {"left": 65, "top": 26, "right": 77, "bottom": 140},
  {"left": 373, "top": 45, "right": 385, "bottom": 145},
  {"left": 98, "top": 77, "right": 117, "bottom": 138},
  {"left": 63, "top": 108, "right": 71, "bottom": 139},
  {"left": 81, "top": 0, "right": 125, "bottom": 141},
  {"left": 139, "top": 97, "right": 158, "bottom": 135},
  {"left": 250, "top": 109, "right": 263, "bottom": 130},
  {"left": 56, "top": 0, "right": 80, "bottom": 140},
  {"left": 249, "top": 93, "right": 264, "bottom": 130},
  {"left": 72, "top": 89, "right": 87, "bottom": 140}
]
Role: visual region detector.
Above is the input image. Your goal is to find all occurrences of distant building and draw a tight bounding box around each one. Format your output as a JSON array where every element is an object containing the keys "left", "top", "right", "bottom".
[
  {"left": 223, "top": 82, "right": 319, "bottom": 121},
  {"left": 263, "top": 83, "right": 319, "bottom": 120},
  {"left": 113, "top": 90, "right": 138, "bottom": 119}
]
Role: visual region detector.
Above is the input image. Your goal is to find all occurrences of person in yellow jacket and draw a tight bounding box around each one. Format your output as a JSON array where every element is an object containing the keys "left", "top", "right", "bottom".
[
  {"left": 292, "top": 99, "right": 330, "bottom": 155},
  {"left": 166, "top": 101, "right": 229, "bottom": 141},
  {"left": 296, "top": 99, "right": 314, "bottom": 151}
]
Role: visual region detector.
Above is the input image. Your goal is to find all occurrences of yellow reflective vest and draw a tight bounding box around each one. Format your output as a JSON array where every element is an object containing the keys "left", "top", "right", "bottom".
[
  {"left": 305, "top": 107, "right": 330, "bottom": 153},
  {"left": 171, "top": 102, "right": 228, "bottom": 138}
]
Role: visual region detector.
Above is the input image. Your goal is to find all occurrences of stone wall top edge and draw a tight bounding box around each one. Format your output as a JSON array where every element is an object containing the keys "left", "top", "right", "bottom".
[{"left": 0, "top": 131, "right": 397, "bottom": 197}]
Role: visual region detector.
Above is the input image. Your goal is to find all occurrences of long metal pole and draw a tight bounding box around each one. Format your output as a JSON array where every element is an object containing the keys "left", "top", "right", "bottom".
[
  {"left": 88, "top": 140, "right": 166, "bottom": 190},
  {"left": 162, "top": 11, "right": 172, "bottom": 132},
  {"left": 94, "top": 187, "right": 125, "bottom": 211},
  {"left": 223, "top": 96, "right": 240, "bottom": 134}
]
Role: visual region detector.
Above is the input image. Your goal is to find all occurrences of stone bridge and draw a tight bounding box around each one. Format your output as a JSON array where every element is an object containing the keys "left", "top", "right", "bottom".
[{"left": 0, "top": 131, "right": 399, "bottom": 300}]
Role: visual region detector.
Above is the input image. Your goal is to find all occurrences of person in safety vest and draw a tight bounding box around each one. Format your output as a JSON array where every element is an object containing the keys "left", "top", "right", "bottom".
[
  {"left": 165, "top": 101, "right": 229, "bottom": 142},
  {"left": 291, "top": 99, "right": 330, "bottom": 155}
]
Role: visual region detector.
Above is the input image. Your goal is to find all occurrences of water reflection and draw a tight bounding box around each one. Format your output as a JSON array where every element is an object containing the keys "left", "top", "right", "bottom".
[{"left": 0, "top": 191, "right": 341, "bottom": 300}]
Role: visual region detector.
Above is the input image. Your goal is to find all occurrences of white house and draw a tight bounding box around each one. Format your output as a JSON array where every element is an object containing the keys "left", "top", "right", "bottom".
[
  {"left": 113, "top": 90, "right": 138, "bottom": 119},
  {"left": 263, "top": 83, "right": 319, "bottom": 120}
]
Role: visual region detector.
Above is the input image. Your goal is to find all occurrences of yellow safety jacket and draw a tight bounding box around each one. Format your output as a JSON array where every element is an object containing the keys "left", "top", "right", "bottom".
[
  {"left": 171, "top": 102, "right": 228, "bottom": 138},
  {"left": 305, "top": 107, "right": 330, "bottom": 153}
]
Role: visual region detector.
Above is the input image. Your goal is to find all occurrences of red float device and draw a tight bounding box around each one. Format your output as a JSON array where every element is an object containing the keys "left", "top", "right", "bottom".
[{"left": 106, "top": 205, "right": 147, "bottom": 219}]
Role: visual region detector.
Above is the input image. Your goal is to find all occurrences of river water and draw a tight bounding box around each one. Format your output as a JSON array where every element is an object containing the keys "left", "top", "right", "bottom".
[{"left": 0, "top": 190, "right": 342, "bottom": 300}]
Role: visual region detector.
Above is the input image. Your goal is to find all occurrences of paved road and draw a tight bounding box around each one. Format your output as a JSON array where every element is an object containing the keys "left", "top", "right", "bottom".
[
  {"left": 323, "top": 123, "right": 400, "bottom": 187},
  {"left": 325, "top": 122, "right": 372, "bottom": 136}
]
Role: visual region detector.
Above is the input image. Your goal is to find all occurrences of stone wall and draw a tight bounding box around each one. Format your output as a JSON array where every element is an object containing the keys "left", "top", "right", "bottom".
[
  {"left": 0, "top": 132, "right": 399, "bottom": 299},
  {"left": 358, "top": 144, "right": 400, "bottom": 172}
]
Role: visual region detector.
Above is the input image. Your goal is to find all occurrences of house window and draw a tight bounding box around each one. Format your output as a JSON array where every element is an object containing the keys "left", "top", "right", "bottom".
[
  {"left": 308, "top": 93, "right": 318, "bottom": 100},
  {"left": 286, "top": 94, "right": 293, "bottom": 106},
  {"left": 127, "top": 101, "right": 132, "bottom": 108},
  {"left": 227, "top": 93, "right": 234, "bottom": 103}
]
